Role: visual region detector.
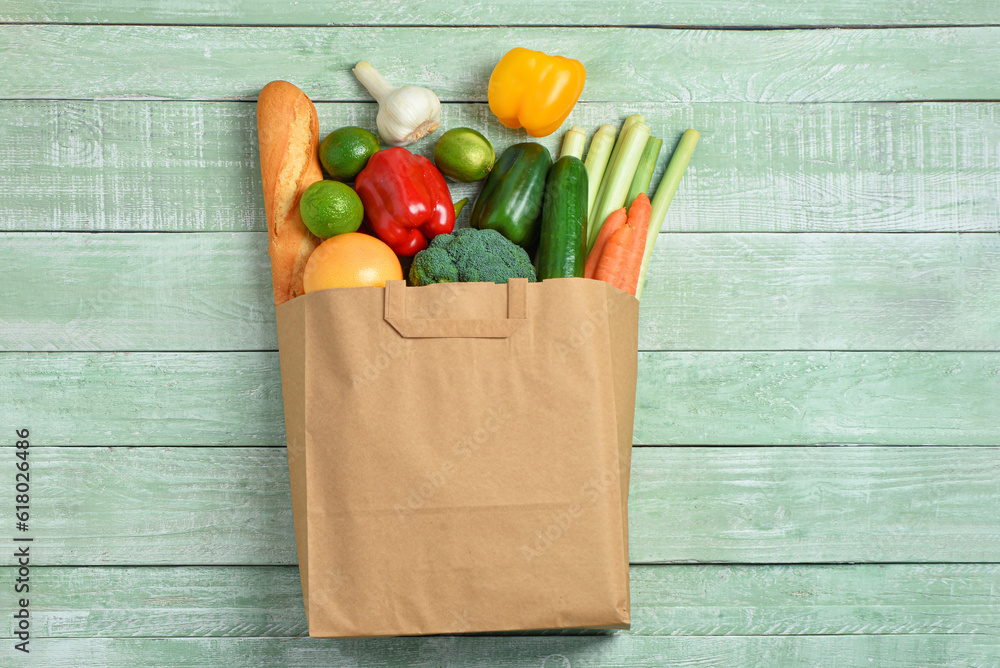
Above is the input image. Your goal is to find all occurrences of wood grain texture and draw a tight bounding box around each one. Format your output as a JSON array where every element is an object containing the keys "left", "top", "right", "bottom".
[
  {"left": 4, "top": 351, "right": 1000, "bottom": 446},
  {"left": 5, "top": 0, "right": 998, "bottom": 27},
  {"left": 0, "top": 352, "right": 286, "bottom": 446},
  {"left": 0, "top": 233, "right": 276, "bottom": 352},
  {"left": 630, "top": 446, "right": 1000, "bottom": 563},
  {"left": 28, "top": 447, "right": 293, "bottom": 566},
  {"left": 3, "top": 232, "right": 998, "bottom": 352},
  {"left": 638, "top": 232, "right": 1000, "bottom": 352},
  {"left": 627, "top": 563, "right": 1000, "bottom": 636},
  {"left": 19, "top": 446, "right": 1000, "bottom": 565},
  {"left": 4, "top": 564, "right": 998, "bottom": 638},
  {"left": 1, "top": 635, "right": 997, "bottom": 667},
  {"left": 3, "top": 100, "right": 998, "bottom": 234},
  {"left": 1, "top": 26, "right": 999, "bottom": 102},
  {"left": 635, "top": 351, "right": 1000, "bottom": 445},
  {"left": 2, "top": 1, "right": 997, "bottom": 663}
]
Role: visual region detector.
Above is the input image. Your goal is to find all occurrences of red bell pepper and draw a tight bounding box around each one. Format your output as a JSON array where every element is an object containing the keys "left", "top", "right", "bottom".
[{"left": 354, "top": 147, "right": 455, "bottom": 257}]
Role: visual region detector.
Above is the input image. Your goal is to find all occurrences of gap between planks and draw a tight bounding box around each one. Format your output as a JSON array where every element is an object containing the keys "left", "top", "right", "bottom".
[
  {"left": 3, "top": 26, "right": 999, "bottom": 103},
  {"left": 18, "top": 561, "right": 1000, "bottom": 567},
  {"left": 3, "top": 22, "right": 1000, "bottom": 30},
  {"left": 7, "top": 444, "right": 999, "bottom": 449},
  {"left": 3, "top": 97, "right": 1000, "bottom": 104}
]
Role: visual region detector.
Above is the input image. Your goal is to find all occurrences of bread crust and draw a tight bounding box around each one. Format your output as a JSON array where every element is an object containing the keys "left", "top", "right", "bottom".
[{"left": 257, "top": 80, "right": 323, "bottom": 305}]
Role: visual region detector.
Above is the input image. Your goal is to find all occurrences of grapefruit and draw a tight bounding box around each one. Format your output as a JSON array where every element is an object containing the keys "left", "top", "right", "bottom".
[{"left": 303, "top": 233, "right": 403, "bottom": 291}]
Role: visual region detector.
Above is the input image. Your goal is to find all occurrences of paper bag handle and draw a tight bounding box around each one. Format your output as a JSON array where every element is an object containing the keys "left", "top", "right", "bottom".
[{"left": 384, "top": 279, "right": 527, "bottom": 339}]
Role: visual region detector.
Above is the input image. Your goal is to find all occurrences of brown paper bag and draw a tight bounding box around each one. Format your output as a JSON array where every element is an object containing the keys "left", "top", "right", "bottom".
[{"left": 276, "top": 277, "right": 639, "bottom": 637}]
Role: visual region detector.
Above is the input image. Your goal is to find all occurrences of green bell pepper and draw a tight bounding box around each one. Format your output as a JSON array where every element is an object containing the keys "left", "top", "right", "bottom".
[{"left": 470, "top": 142, "right": 552, "bottom": 247}]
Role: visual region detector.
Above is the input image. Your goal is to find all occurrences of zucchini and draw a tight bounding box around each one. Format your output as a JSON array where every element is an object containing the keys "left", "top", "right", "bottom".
[
  {"left": 470, "top": 142, "right": 551, "bottom": 247},
  {"left": 536, "top": 155, "right": 588, "bottom": 280}
]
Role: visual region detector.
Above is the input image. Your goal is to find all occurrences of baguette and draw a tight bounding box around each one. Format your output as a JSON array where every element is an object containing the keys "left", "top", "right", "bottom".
[{"left": 256, "top": 80, "right": 323, "bottom": 306}]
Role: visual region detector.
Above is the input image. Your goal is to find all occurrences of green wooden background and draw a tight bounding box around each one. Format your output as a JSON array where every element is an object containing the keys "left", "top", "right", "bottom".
[{"left": 2, "top": 2, "right": 999, "bottom": 666}]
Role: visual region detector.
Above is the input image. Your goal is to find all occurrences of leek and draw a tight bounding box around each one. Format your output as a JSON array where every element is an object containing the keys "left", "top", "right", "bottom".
[
  {"left": 635, "top": 129, "right": 699, "bottom": 300},
  {"left": 587, "top": 120, "right": 650, "bottom": 251},
  {"left": 591, "top": 115, "right": 643, "bottom": 222},
  {"left": 583, "top": 124, "right": 616, "bottom": 220},
  {"left": 604, "top": 115, "right": 644, "bottom": 183},
  {"left": 624, "top": 136, "right": 662, "bottom": 207},
  {"left": 559, "top": 125, "right": 587, "bottom": 160}
]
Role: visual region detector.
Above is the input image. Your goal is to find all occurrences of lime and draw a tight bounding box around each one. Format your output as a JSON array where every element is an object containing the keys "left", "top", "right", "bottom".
[
  {"left": 433, "top": 128, "right": 495, "bottom": 182},
  {"left": 319, "top": 127, "right": 380, "bottom": 181},
  {"left": 299, "top": 180, "right": 364, "bottom": 239}
]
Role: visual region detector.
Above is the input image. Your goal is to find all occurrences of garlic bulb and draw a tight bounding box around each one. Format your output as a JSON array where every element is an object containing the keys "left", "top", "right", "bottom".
[{"left": 352, "top": 61, "right": 442, "bottom": 147}]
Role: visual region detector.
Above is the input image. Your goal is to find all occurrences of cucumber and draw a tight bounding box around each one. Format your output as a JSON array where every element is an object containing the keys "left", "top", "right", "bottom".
[{"left": 536, "top": 155, "right": 588, "bottom": 280}]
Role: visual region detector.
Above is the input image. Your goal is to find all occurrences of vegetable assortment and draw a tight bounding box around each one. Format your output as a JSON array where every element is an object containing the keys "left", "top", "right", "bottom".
[
  {"left": 286, "top": 49, "right": 697, "bottom": 297},
  {"left": 469, "top": 115, "right": 696, "bottom": 298}
]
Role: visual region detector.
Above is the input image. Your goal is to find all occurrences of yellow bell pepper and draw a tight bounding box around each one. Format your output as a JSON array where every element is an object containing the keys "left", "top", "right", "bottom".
[{"left": 487, "top": 48, "right": 586, "bottom": 138}]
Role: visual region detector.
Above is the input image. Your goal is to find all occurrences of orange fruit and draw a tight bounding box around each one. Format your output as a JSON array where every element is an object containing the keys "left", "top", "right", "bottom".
[{"left": 302, "top": 232, "right": 403, "bottom": 292}]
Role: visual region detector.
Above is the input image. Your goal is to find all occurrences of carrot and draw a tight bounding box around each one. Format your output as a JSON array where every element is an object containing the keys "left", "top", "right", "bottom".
[
  {"left": 619, "top": 193, "right": 652, "bottom": 295},
  {"left": 594, "top": 222, "right": 634, "bottom": 286},
  {"left": 585, "top": 208, "right": 627, "bottom": 279}
]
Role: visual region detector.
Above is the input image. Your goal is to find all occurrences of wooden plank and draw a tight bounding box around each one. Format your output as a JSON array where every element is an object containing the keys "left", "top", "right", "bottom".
[
  {"left": 2, "top": 635, "right": 997, "bottom": 667},
  {"left": 0, "top": 353, "right": 286, "bottom": 446},
  {"left": 3, "top": 232, "right": 998, "bottom": 352},
  {"left": 22, "top": 447, "right": 291, "bottom": 566},
  {"left": 638, "top": 232, "right": 1000, "bottom": 352},
  {"left": 3, "top": 100, "right": 998, "bottom": 234},
  {"left": 630, "top": 446, "right": 1000, "bottom": 563},
  {"left": 635, "top": 351, "right": 1000, "bottom": 446},
  {"left": 5, "top": 351, "right": 1000, "bottom": 447},
  {"left": 4, "top": 0, "right": 997, "bottom": 27},
  {"left": 627, "top": 563, "right": 1000, "bottom": 635},
  {"left": 5, "top": 564, "right": 999, "bottom": 638},
  {"left": 18, "top": 446, "right": 1000, "bottom": 565},
  {"left": 0, "top": 233, "right": 274, "bottom": 352},
  {"left": 7, "top": 566, "right": 307, "bottom": 639},
  {"left": 2, "top": 26, "right": 999, "bottom": 102}
]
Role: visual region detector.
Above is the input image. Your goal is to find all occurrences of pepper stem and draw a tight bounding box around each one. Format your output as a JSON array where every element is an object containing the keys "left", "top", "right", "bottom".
[{"left": 352, "top": 61, "right": 396, "bottom": 103}]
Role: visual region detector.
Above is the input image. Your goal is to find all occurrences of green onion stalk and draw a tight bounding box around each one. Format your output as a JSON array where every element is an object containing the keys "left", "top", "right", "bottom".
[{"left": 635, "top": 129, "right": 699, "bottom": 300}]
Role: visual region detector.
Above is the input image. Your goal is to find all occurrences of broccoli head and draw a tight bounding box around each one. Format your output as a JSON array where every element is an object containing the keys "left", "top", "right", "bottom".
[
  {"left": 408, "top": 245, "right": 458, "bottom": 285},
  {"left": 409, "top": 228, "right": 537, "bottom": 286}
]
